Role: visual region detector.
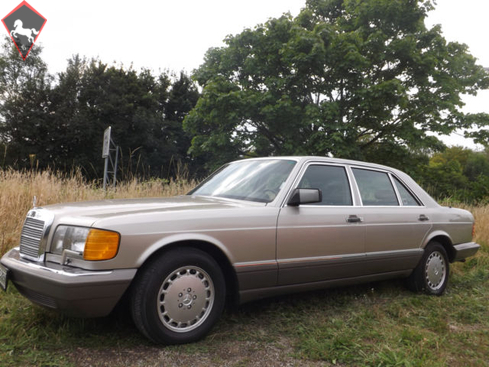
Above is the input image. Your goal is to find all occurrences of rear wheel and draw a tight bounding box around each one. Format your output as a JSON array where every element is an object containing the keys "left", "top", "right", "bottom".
[
  {"left": 131, "top": 248, "right": 225, "bottom": 344},
  {"left": 406, "top": 242, "right": 449, "bottom": 295}
]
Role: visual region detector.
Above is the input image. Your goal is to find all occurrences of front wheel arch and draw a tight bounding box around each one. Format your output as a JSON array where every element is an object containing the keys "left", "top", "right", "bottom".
[{"left": 135, "top": 240, "right": 239, "bottom": 306}]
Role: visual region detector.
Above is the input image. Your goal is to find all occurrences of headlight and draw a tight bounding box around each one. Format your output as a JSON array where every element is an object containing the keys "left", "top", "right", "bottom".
[
  {"left": 52, "top": 226, "right": 89, "bottom": 255},
  {"left": 51, "top": 226, "right": 120, "bottom": 261}
]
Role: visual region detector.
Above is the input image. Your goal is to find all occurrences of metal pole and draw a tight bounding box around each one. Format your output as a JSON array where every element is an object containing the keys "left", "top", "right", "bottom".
[
  {"left": 113, "top": 146, "right": 119, "bottom": 188},
  {"left": 103, "top": 156, "right": 109, "bottom": 191}
]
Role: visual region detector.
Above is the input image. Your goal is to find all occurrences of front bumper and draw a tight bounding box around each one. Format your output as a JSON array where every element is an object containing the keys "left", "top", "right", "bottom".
[
  {"left": 452, "top": 242, "right": 480, "bottom": 262},
  {"left": 1, "top": 247, "right": 137, "bottom": 317}
]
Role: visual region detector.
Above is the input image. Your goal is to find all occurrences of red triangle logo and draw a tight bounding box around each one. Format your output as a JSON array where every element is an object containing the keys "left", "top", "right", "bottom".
[{"left": 2, "top": 1, "right": 47, "bottom": 60}]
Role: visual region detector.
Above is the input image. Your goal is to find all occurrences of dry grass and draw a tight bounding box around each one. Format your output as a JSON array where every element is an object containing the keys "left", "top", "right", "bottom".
[
  {"left": 471, "top": 205, "right": 489, "bottom": 247},
  {"left": 448, "top": 203, "right": 489, "bottom": 275},
  {"left": 0, "top": 169, "right": 195, "bottom": 257}
]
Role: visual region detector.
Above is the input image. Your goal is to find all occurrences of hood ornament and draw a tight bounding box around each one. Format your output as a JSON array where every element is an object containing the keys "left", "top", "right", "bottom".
[{"left": 32, "top": 196, "right": 37, "bottom": 208}]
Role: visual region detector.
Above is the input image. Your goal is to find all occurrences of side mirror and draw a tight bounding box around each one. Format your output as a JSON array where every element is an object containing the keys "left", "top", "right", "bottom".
[{"left": 287, "top": 188, "right": 322, "bottom": 206}]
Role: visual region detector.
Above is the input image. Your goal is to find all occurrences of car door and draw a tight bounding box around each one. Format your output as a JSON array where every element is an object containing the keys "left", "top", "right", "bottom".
[
  {"left": 276, "top": 163, "right": 366, "bottom": 286},
  {"left": 350, "top": 167, "right": 431, "bottom": 274}
]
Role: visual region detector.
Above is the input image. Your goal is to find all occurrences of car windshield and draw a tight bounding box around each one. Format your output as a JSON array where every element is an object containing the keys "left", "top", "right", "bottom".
[{"left": 188, "top": 159, "right": 297, "bottom": 203}]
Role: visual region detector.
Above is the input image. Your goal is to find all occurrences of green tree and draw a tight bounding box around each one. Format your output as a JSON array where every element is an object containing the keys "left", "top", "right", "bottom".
[
  {"left": 0, "top": 39, "right": 200, "bottom": 178},
  {"left": 420, "top": 146, "right": 489, "bottom": 203},
  {"left": 184, "top": 0, "right": 489, "bottom": 170},
  {"left": 156, "top": 72, "right": 202, "bottom": 177},
  {"left": 72, "top": 60, "right": 163, "bottom": 176},
  {"left": 0, "top": 38, "right": 53, "bottom": 169},
  {"left": 55, "top": 61, "right": 200, "bottom": 178}
]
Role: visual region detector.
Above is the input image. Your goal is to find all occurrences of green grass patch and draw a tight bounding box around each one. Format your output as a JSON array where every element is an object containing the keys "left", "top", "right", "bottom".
[{"left": 1, "top": 244, "right": 488, "bottom": 366}]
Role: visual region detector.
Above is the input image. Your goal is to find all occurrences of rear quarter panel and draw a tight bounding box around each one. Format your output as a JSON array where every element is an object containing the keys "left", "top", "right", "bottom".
[{"left": 424, "top": 207, "right": 474, "bottom": 246}]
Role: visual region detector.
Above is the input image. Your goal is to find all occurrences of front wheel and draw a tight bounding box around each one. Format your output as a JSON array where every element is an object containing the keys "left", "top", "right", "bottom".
[
  {"left": 406, "top": 242, "right": 449, "bottom": 295},
  {"left": 131, "top": 248, "right": 226, "bottom": 344}
]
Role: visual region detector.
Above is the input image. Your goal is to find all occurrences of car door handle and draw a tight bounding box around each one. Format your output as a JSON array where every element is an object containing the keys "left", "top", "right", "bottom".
[
  {"left": 418, "top": 214, "right": 429, "bottom": 221},
  {"left": 347, "top": 215, "right": 362, "bottom": 223}
]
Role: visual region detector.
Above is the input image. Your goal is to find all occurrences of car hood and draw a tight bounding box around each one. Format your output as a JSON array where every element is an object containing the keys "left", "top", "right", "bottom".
[{"left": 39, "top": 195, "right": 263, "bottom": 228}]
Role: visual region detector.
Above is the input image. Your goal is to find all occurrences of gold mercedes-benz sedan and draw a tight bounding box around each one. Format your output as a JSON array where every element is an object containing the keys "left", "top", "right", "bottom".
[{"left": 0, "top": 157, "right": 480, "bottom": 344}]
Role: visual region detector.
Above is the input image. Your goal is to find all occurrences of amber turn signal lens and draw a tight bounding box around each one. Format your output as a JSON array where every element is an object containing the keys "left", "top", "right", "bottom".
[{"left": 83, "top": 229, "right": 120, "bottom": 261}]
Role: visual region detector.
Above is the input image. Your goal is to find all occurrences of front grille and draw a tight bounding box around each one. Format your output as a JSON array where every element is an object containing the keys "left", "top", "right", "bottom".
[{"left": 20, "top": 217, "right": 45, "bottom": 258}]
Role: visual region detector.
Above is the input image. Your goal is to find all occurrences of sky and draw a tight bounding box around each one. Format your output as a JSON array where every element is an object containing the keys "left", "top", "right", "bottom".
[{"left": 1, "top": 0, "right": 488, "bottom": 149}]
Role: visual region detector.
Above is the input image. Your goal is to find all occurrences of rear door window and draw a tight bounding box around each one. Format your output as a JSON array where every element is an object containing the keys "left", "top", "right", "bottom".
[{"left": 352, "top": 168, "right": 399, "bottom": 206}]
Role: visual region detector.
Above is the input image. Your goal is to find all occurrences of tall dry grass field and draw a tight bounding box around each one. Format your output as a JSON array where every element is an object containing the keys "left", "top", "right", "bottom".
[
  {"left": 466, "top": 204, "right": 489, "bottom": 273},
  {"left": 471, "top": 205, "right": 489, "bottom": 247},
  {"left": 0, "top": 169, "right": 195, "bottom": 257}
]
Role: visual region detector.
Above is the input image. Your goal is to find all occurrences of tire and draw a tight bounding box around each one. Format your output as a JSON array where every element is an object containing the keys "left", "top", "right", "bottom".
[
  {"left": 406, "top": 242, "right": 449, "bottom": 296},
  {"left": 130, "top": 248, "right": 226, "bottom": 344}
]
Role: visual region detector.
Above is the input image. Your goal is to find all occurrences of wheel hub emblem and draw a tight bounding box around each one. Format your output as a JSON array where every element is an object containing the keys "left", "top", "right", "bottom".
[{"left": 182, "top": 293, "right": 192, "bottom": 306}]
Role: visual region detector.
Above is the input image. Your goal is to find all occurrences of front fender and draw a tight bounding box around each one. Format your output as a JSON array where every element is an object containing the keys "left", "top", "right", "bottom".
[{"left": 135, "top": 232, "right": 235, "bottom": 268}]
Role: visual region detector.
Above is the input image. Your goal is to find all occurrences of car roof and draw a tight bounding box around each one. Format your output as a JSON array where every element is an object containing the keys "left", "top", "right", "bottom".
[{"left": 234, "top": 156, "right": 399, "bottom": 173}]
